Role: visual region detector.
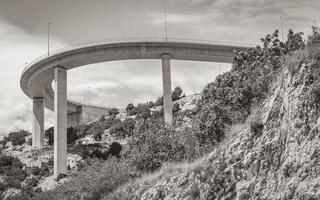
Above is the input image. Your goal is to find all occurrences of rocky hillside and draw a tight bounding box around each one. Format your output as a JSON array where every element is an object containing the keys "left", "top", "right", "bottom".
[
  {"left": 3, "top": 28, "right": 320, "bottom": 200},
  {"left": 105, "top": 36, "right": 320, "bottom": 199}
]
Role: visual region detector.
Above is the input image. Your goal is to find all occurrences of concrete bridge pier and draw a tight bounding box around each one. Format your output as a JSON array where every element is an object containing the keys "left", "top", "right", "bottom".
[
  {"left": 162, "top": 53, "right": 173, "bottom": 125},
  {"left": 67, "top": 106, "right": 82, "bottom": 128},
  {"left": 54, "top": 66, "right": 67, "bottom": 178},
  {"left": 32, "top": 97, "right": 44, "bottom": 148}
]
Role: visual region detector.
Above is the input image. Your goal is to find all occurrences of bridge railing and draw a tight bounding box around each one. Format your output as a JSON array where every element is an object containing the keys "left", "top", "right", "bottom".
[{"left": 23, "top": 37, "right": 257, "bottom": 72}]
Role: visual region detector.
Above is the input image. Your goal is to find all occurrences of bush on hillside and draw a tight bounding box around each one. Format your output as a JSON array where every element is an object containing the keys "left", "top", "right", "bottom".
[
  {"left": 45, "top": 127, "right": 54, "bottom": 146},
  {"left": 197, "top": 30, "right": 305, "bottom": 145},
  {"left": 172, "top": 86, "right": 184, "bottom": 101},
  {"left": 308, "top": 26, "right": 320, "bottom": 45},
  {"left": 45, "top": 127, "right": 78, "bottom": 145},
  {"left": 126, "top": 103, "right": 137, "bottom": 116},
  {"left": 173, "top": 103, "right": 181, "bottom": 115},
  {"left": 108, "top": 108, "right": 120, "bottom": 117},
  {"left": 0, "top": 155, "right": 29, "bottom": 196},
  {"left": 129, "top": 119, "right": 187, "bottom": 172},
  {"left": 4, "top": 130, "right": 30, "bottom": 146},
  {"left": 109, "top": 118, "right": 135, "bottom": 138},
  {"left": 32, "top": 158, "right": 136, "bottom": 200},
  {"left": 135, "top": 103, "right": 151, "bottom": 120}
]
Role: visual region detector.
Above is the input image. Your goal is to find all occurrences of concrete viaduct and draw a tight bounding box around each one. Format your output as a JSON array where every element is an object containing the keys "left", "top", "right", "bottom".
[{"left": 20, "top": 38, "right": 251, "bottom": 177}]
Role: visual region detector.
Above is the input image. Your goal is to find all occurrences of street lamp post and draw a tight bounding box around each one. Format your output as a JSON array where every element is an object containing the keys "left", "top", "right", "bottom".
[{"left": 48, "top": 23, "right": 51, "bottom": 56}]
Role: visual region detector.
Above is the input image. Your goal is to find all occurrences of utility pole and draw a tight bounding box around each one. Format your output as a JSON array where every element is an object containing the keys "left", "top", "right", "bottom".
[
  {"left": 280, "top": 16, "right": 284, "bottom": 41},
  {"left": 164, "top": 7, "right": 168, "bottom": 42},
  {"left": 48, "top": 23, "right": 51, "bottom": 56}
]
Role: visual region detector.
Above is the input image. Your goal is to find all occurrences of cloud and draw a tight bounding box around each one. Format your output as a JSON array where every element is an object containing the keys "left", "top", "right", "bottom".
[
  {"left": 168, "top": 0, "right": 211, "bottom": 5},
  {"left": 146, "top": 11, "right": 206, "bottom": 24},
  {"left": 0, "top": 0, "right": 319, "bottom": 137},
  {"left": 0, "top": 19, "right": 66, "bottom": 136}
]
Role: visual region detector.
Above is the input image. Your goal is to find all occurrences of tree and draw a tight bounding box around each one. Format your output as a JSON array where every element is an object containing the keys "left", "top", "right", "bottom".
[
  {"left": 172, "top": 86, "right": 184, "bottom": 101},
  {"left": 5, "top": 130, "right": 29, "bottom": 146},
  {"left": 126, "top": 103, "right": 137, "bottom": 116},
  {"left": 45, "top": 127, "right": 54, "bottom": 146}
]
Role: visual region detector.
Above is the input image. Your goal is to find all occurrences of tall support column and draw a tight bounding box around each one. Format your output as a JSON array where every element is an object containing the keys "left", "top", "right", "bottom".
[
  {"left": 54, "top": 66, "right": 67, "bottom": 178},
  {"left": 162, "top": 54, "right": 173, "bottom": 125},
  {"left": 32, "top": 97, "right": 44, "bottom": 148}
]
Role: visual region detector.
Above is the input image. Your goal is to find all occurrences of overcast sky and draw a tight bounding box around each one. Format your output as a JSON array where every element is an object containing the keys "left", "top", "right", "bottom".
[{"left": 0, "top": 0, "right": 319, "bottom": 136}]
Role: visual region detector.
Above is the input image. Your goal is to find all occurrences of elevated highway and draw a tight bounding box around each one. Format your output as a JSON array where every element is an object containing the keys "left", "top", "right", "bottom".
[{"left": 20, "top": 37, "right": 253, "bottom": 177}]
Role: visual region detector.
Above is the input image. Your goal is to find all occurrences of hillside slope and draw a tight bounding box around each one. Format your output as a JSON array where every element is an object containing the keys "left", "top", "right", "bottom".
[{"left": 106, "top": 49, "right": 320, "bottom": 199}]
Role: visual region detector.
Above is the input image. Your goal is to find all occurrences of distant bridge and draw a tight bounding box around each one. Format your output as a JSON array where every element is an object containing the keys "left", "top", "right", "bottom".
[{"left": 20, "top": 37, "right": 253, "bottom": 177}]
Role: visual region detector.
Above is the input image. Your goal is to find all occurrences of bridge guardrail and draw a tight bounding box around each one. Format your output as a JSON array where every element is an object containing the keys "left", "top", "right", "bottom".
[{"left": 23, "top": 37, "right": 257, "bottom": 73}]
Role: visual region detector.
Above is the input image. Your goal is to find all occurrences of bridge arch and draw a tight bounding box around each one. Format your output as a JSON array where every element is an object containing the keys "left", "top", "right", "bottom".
[{"left": 20, "top": 38, "right": 252, "bottom": 177}]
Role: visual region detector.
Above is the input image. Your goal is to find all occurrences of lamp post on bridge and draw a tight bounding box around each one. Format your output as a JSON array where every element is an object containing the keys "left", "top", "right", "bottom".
[{"left": 48, "top": 22, "right": 51, "bottom": 56}]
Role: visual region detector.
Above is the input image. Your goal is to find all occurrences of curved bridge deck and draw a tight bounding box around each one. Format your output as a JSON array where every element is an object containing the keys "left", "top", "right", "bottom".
[
  {"left": 21, "top": 38, "right": 253, "bottom": 113},
  {"left": 20, "top": 37, "right": 254, "bottom": 177}
]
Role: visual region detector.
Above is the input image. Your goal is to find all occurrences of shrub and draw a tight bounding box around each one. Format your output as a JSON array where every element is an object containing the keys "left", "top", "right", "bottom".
[
  {"left": 6, "top": 130, "right": 30, "bottom": 146},
  {"left": 92, "top": 126, "right": 104, "bottom": 141},
  {"left": 250, "top": 120, "right": 264, "bottom": 138},
  {"left": 172, "top": 86, "right": 184, "bottom": 101},
  {"left": 135, "top": 104, "right": 151, "bottom": 120},
  {"left": 172, "top": 103, "right": 181, "bottom": 114},
  {"left": 45, "top": 127, "right": 54, "bottom": 146},
  {"left": 32, "top": 158, "right": 136, "bottom": 200},
  {"left": 308, "top": 26, "right": 320, "bottom": 45},
  {"left": 126, "top": 103, "right": 137, "bottom": 116},
  {"left": 109, "top": 118, "right": 135, "bottom": 138},
  {"left": 197, "top": 30, "right": 301, "bottom": 145},
  {"left": 129, "top": 119, "right": 187, "bottom": 172},
  {"left": 108, "top": 108, "right": 120, "bottom": 117},
  {"left": 108, "top": 142, "right": 122, "bottom": 158},
  {"left": 0, "top": 155, "right": 28, "bottom": 192},
  {"left": 22, "top": 177, "right": 39, "bottom": 191},
  {"left": 30, "top": 166, "right": 41, "bottom": 176},
  {"left": 45, "top": 127, "right": 79, "bottom": 145}
]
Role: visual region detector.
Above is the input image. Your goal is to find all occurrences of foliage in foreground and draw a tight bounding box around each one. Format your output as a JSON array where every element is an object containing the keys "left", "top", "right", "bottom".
[
  {"left": 197, "top": 29, "right": 305, "bottom": 144},
  {"left": 33, "top": 118, "right": 202, "bottom": 200}
]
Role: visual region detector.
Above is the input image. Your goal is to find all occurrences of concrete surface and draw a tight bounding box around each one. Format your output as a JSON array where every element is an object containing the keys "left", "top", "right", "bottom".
[
  {"left": 32, "top": 97, "right": 44, "bottom": 148},
  {"left": 54, "top": 67, "right": 67, "bottom": 177},
  {"left": 162, "top": 54, "right": 173, "bottom": 124},
  {"left": 21, "top": 38, "right": 252, "bottom": 177}
]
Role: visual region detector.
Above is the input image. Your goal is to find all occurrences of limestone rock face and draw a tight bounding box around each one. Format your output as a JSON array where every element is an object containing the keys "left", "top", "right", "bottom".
[{"left": 107, "top": 62, "right": 320, "bottom": 199}]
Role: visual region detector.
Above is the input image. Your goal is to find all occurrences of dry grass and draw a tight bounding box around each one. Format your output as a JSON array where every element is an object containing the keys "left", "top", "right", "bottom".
[{"left": 103, "top": 156, "right": 207, "bottom": 200}]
